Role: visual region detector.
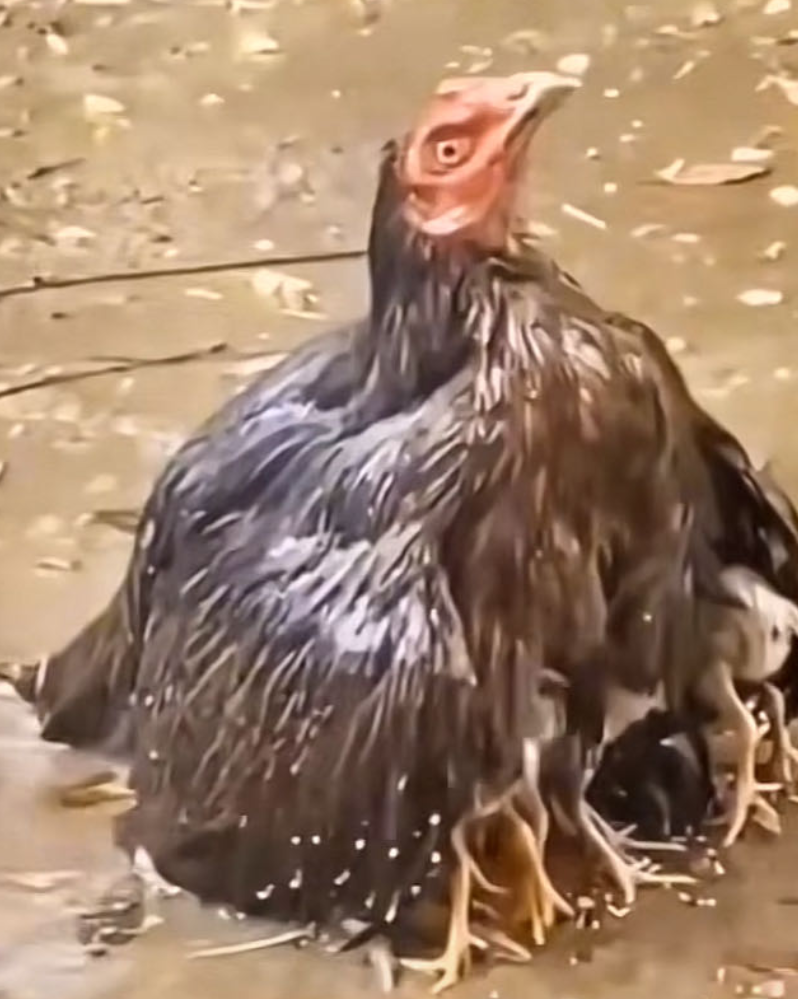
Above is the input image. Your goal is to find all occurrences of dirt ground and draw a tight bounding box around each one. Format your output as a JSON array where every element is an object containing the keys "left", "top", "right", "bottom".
[{"left": 2, "top": 0, "right": 798, "bottom": 996}]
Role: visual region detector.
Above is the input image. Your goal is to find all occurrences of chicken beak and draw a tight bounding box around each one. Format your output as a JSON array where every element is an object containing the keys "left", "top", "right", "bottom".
[{"left": 503, "top": 71, "right": 581, "bottom": 147}]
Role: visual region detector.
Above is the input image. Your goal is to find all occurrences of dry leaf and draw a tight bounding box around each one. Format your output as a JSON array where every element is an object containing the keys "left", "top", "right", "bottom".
[
  {"left": 501, "top": 28, "right": 548, "bottom": 55},
  {"left": 59, "top": 779, "right": 134, "bottom": 807},
  {"left": 561, "top": 203, "right": 607, "bottom": 230},
  {"left": 0, "top": 75, "right": 21, "bottom": 90},
  {"left": 772, "top": 76, "right": 798, "bottom": 103},
  {"left": 759, "top": 240, "right": 786, "bottom": 260},
  {"left": 556, "top": 53, "right": 591, "bottom": 76},
  {"left": 225, "top": 354, "right": 287, "bottom": 379},
  {"left": 85, "top": 473, "right": 118, "bottom": 495},
  {"left": 27, "top": 514, "right": 65, "bottom": 538},
  {"left": 657, "top": 23, "right": 693, "bottom": 38},
  {"left": 185, "top": 287, "right": 223, "bottom": 300},
  {"left": 770, "top": 185, "right": 798, "bottom": 206},
  {"left": 83, "top": 93, "right": 126, "bottom": 119},
  {"left": 731, "top": 145, "right": 774, "bottom": 164},
  {"left": 737, "top": 288, "right": 784, "bottom": 306},
  {"left": 251, "top": 269, "right": 318, "bottom": 312},
  {"left": 656, "top": 159, "right": 770, "bottom": 184},
  {"left": 764, "top": 0, "right": 791, "bottom": 13},
  {"left": 45, "top": 29, "right": 69, "bottom": 55},
  {"left": 673, "top": 59, "right": 698, "bottom": 80},
  {"left": 36, "top": 556, "right": 81, "bottom": 573},
  {"left": 53, "top": 224, "right": 95, "bottom": 246},
  {"left": 237, "top": 29, "right": 282, "bottom": 57},
  {"left": 631, "top": 223, "right": 667, "bottom": 238},
  {"left": 758, "top": 73, "right": 798, "bottom": 105},
  {"left": 2, "top": 870, "right": 80, "bottom": 892},
  {"left": 199, "top": 92, "right": 224, "bottom": 106},
  {"left": 691, "top": 1, "right": 722, "bottom": 25}
]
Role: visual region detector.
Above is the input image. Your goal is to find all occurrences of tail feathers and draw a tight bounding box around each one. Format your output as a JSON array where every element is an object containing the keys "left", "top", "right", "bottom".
[
  {"left": 8, "top": 588, "right": 140, "bottom": 755},
  {"left": 700, "top": 428, "right": 798, "bottom": 600},
  {"left": 0, "top": 660, "right": 40, "bottom": 704}
]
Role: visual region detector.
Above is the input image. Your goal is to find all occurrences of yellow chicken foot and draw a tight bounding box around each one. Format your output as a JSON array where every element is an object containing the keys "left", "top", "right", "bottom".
[
  {"left": 401, "top": 820, "right": 485, "bottom": 993},
  {"left": 503, "top": 802, "right": 573, "bottom": 945},
  {"left": 451, "top": 821, "right": 505, "bottom": 896}
]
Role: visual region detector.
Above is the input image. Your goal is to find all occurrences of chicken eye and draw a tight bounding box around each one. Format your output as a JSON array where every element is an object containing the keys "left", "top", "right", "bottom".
[{"left": 434, "top": 136, "right": 471, "bottom": 168}]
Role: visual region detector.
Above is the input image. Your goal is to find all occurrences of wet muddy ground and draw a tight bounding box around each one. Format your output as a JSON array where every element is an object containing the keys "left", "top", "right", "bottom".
[{"left": 2, "top": 0, "right": 798, "bottom": 996}]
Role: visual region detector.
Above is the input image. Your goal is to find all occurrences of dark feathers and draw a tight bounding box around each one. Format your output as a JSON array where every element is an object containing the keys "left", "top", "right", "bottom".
[{"left": 13, "top": 138, "right": 798, "bottom": 933}]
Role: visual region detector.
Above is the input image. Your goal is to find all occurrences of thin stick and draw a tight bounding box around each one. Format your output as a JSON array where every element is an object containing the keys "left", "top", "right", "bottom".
[
  {"left": 188, "top": 927, "right": 312, "bottom": 959},
  {"left": 0, "top": 341, "right": 277, "bottom": 400},
  {"left": 0, "top": 248, "right": 366, "bottom": 303}
]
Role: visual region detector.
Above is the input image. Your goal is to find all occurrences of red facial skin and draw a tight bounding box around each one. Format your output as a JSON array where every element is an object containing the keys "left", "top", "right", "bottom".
[{"left": 398, "top": 72, "right": 580, "bottom": 252}]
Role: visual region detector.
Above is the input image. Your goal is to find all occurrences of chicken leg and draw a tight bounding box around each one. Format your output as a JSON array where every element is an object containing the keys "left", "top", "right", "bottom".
[
  {"left": 504, "top": 802, "right": 573, "bottom": 944},
  {"left": 511, "top": 739, "right": 574, "bottom": 940},
  {"left": 401, "top": 816, "right": 506, "bottom": 993}
]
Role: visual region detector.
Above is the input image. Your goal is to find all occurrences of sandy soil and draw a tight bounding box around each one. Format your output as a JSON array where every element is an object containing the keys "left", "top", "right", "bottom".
[{"left": 1, "top": 0, "right": 798, "bottom": 996}]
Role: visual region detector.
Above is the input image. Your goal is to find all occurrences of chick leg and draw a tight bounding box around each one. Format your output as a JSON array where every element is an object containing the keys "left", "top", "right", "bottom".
[
  {"left": 760, "top": 682, "right": 798, "bottom": 787},
  {"left": 574, "top": 798, "right": 637, "bottom": 905},
  {"left": 701, "top": 661, "right": 781, "bottom": 846},
  {"left": 566, "top": 800, "right": 695, "bottom": 905},
  {"left": 584, "top": 804, "right": 695, "bottom": 885}
]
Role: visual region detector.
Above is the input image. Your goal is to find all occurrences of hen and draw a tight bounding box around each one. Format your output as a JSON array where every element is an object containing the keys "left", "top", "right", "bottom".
[{"left": 2, "top": 71, "right": 798, "bottom": 992}]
